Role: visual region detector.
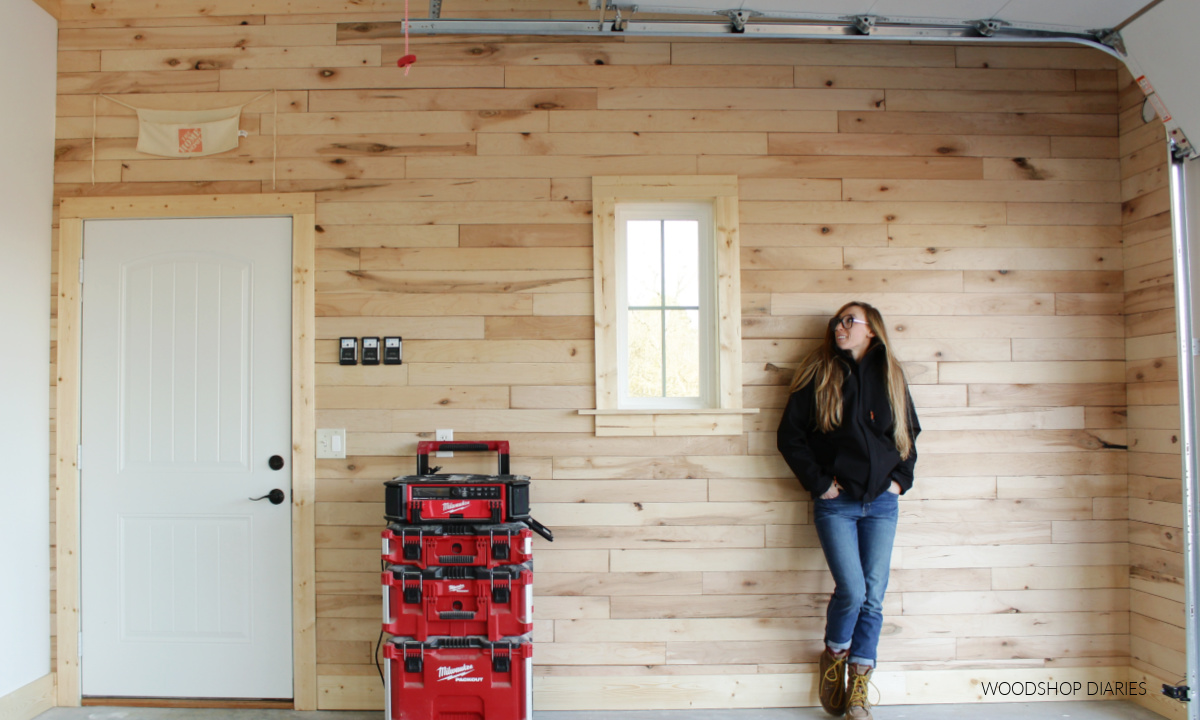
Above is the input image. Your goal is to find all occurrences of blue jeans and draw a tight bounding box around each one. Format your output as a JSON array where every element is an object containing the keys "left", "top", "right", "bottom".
[{"left": 813, "top": 491, "right": 899, "bottom": 668}]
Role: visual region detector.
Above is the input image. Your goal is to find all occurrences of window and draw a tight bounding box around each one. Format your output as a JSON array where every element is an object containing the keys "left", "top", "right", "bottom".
[
  {"left": 585, "top": 176, "right": 756, "bottom": 436},
  {"left": 617, "top": 203, "right": 715, "bottom": 409}
]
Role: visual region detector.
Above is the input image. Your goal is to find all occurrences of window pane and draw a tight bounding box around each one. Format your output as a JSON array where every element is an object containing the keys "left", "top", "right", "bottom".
[
  {"left": 627, "top": 309, "right": 663, "bottom": 398},
  {"left": 663, "top": 220, "right": 699, "bottom": 307},
  {"left": 626, "top": 220, "right": 662, "bottom": 306},
  {"left": 664, "top": 309, "right": 700, "bottom": 398}
]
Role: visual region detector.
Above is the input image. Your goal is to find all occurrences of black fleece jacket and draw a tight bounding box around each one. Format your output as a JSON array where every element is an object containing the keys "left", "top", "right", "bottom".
[{"left": 777, "top": 341, "right": 920, "bottom": 501}]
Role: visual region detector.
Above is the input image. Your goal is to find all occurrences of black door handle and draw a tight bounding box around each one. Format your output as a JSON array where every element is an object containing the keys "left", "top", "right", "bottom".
[
  {"left": 269, "top": 455, "right": 285, "bottom": 470},
  {"left": 250, "top": 489, "right": 286, "bottom": 505}
]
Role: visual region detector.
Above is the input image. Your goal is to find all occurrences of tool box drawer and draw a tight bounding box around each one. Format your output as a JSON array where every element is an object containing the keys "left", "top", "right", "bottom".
[{"left": 383, "top": 563, "right": 533, "bottom": 641}]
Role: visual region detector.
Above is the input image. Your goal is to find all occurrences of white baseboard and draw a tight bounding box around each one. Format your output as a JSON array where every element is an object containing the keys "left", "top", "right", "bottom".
[{"left": 0, "top": 673, "right": 54, "bottom": 720}]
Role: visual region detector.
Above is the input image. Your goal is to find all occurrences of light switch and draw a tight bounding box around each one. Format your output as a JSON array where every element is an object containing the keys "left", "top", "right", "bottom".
[{"left": 317, "top": 428, "right": 346, "bottom": 459}]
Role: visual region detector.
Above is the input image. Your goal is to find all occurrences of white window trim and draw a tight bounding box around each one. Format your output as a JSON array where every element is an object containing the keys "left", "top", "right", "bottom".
[
  {"left": 584, "top": 176, "right": 757, "bottom": 437},
  {"left": 615, "top": 202, "right": 715, "bottom": 411}
]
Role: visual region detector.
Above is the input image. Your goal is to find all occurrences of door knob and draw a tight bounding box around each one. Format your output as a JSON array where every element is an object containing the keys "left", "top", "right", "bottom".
[
  {"left": 269, "top": 455, "right": 285, "bottom": 470},
  {"left": 250, "top": 489, "right": 286, "bottom": 505}
]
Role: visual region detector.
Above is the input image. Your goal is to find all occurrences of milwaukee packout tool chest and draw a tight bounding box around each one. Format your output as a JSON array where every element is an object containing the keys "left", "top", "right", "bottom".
[
  {"left": 384, "top": 441, "right": 552, "bottom": 542},
  {"left": 384, "top": 636, "right": 532, "bottom": 720},
  {"left": 382, "top": 522, "right": 534, "bottom": 570},
  {"left": 383, "top": 562, "right": 533, "bottom": 641},
  {"left": 382, "top": 441, "right": 547, "bottom": 720}
]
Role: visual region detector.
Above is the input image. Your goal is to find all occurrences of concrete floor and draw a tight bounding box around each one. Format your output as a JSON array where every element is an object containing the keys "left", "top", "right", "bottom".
[{"left": 35, "top": 700, "right": 1168, "bottom": 720}]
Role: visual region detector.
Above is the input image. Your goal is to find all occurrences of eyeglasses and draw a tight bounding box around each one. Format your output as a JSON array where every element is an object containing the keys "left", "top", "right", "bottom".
[{"left": 830, "top": 315, "right": 869, "bottom": 330}]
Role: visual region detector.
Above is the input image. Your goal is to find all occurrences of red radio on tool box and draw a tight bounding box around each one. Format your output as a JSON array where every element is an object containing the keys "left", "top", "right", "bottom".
[
  {"left": 384, "top": 441, "right": 552, "bottom": 541},
  {"left": 384, "top": 636, "right": 532, "bottom": 720},
  {"left": 382, "top": 563, "right": 533, "bottom": 641},
  {"left": 382, "top": 523, "right": 534, "bottom": 570}
]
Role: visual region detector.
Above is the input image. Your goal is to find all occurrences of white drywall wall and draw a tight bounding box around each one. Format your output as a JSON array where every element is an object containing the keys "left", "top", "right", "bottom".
[
  {"left": 1122, "top": 0, "right": 1200, "bottom": 154},
  {"left": 0, "top": 0, "right": 56, "bottom": 700}
]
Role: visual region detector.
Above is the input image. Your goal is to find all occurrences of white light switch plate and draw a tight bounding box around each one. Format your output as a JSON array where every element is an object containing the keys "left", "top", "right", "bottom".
[
  {"left": 316, "top": 428, "right": 346, "bottom": 459},
  {"left": 436, "top": 429, "right": 453, "bottom": 457}
]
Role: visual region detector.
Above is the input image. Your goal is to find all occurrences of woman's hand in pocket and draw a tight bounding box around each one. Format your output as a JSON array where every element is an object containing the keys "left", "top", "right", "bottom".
[
  {"left": 887, "top": 481, "right": 902, "bottom": 495},
  {"left": 820, "top": 480, "right": 841, "bottom": 500}
]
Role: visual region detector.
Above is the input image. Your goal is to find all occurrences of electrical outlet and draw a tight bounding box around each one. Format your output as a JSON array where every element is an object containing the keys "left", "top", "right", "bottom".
[
  {"left": 436, "top": 429, "right": 453, "bottom": 457},
  {"left": 316, "top": 428, "right": 346, "bottom": 459}
]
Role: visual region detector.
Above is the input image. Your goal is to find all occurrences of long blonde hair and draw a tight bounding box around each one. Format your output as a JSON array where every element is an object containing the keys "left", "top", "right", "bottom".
[{"left": 788, "top": 301, "right": 914, "bottom": 459}]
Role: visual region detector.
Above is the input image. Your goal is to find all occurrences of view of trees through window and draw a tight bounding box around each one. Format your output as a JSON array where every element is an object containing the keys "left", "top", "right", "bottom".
[{"left": 625, "top": 218, "right": 702, "bottom": 399}]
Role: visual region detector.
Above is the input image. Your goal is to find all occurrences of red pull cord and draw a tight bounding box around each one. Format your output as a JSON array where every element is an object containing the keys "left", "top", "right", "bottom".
[{"left": 397, "top": 0, "right": 417, "bottom": 74}]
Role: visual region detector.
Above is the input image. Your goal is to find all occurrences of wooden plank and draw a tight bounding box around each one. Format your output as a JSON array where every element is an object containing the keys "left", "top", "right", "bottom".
[
  {"left": 321, "top": 200, "right": 590, "bottom": 225},
  {"left": 849, "top": 178, "right": 1118, "bottom": 203},
  {"left": 55, "top": 217, "right": 82, "bottom": 707},
  {"left": 460, "top": 224, "right": 591, "bottom": 247},
  {"left": 59, "top": 51, "right": 100, "bottom": 73},
  {"left": 407, "top": 363, "right": 594, "bottom": 386},
  {"left": 406, "top": 154, "right": 699, "bottom": 179},
  {"left": 477, "top": 132, "right": 768, "bottom": 156},
  {"left": 375, "top": 41, "right": 672, "bottom": 66},
  {"left": 317, "top": 385, "right": 510, "bottom": 409},
  {"left": 599, "top": 87, "right": 883, "bottom": 111},
  {"left": 0, "top": 674, "right": 55, "bottom": 720},
  {"left": 671, "top": 43, "right": 957, "bottom": 68},
  {"left": 550, "top": 109, "right": 838, "bottom": 133},
  {"left": 317, "top": 269, "right": 589, "bottom": 294},
  {"left": 887, "top": 90, "right": 1117, "bottom": 115},
  {"left": 702, "top": 155, "right": 983, "bottom": 180},
  {"left": 484, "top": 316, "right": 593, "bottom": 340},
  {"left": 309, "top": 88, "right": 598, "bottom": 112},
  {"left": 844, "top": 246, "right": 1119, "bottom": 271},
  {"left": 59, "top": 70, "right": 224, "bottom": 95},
  {"left": 221, "top": 65, "right": 505, "bottom": 91},
  {"left": 839, "top": 111, "right": 1117, "bottom": 137},
  {"left": 507, "top": 65, "right": 794, "bottom": 88},
  {"left": 292, "top": 207, "right": 318, "bottom": 710},
  {"left": 57, "top": 90, "right": 308, "bottom": 117},
  {"left": 793, "top": 66, "right": 1076, "bottom": 91},
  {"left": 59, "top": 24, "right": 337, "bottom": 51},
  {"left": 101, "top": 45, "right": 381, "bottom": 71},
  {"left": 992, "top": 566, "right": 1129, "bottom": 590},
  {"left": 1052, "top": 136, "right": 1120, "bottom": 159},
  {"left": 964, "top": 270, "right": 1122, "bottom": 294},
  {"left": 940, "top": 362, "right": 1124, "bottom": 384},
  {"left": 275, "top": 110, "right": 547, "bottom": 135},
  {"left": 315, "top": 316, "right": 482, "bottom": 341},
  {"left": 768, "top": 132, "right": 1049, "bottom": 158},
  {"left": 888, "top": 225, "right": 1120, "bottom": 248},
  {"left": 1012, "top": 339, "right": 1124, "bottom": 361},
  {"left": 954, "top": 47, "right": 1118, "bottom": 70}
]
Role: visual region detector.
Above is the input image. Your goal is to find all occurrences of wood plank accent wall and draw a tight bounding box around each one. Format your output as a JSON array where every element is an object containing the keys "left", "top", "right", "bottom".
[
  {"left": 46, "top": 1, "right": 1166, "bottom": 711},
  {"left": 1118, "top": 67, "right": 1187, "bottom": 720}
]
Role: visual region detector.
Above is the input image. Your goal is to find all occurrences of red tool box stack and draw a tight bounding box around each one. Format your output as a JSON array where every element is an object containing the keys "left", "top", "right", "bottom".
[{"left": 381, "top": 441, "right": 552, "bottom": 720}]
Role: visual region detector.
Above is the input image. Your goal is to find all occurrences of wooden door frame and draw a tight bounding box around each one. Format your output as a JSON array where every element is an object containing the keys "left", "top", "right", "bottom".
[{"left": 55, "top": 194, "right": 317, "bottom": 709}]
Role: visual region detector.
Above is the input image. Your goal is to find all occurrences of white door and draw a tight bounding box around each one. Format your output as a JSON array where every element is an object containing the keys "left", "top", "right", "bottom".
[{"left": 80, "top": 216, "right": 293, "bottom": 698}]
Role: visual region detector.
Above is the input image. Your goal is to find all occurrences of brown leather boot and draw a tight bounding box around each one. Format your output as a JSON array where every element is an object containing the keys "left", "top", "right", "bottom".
[
  {"left": 845, "top": 663, "right": 874, "bottom": 720},
  {"left": 818, "top": 647, "right": 849, "bottom": 716}
]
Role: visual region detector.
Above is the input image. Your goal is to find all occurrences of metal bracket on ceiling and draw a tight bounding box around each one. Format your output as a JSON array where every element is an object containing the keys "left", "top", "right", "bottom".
[
  {"left": 429, "top": 0, "right": 441, "bottom": 20},
  {"left": 852, "top": 15, "right": 876, "bottom": 35},
  {"left": 725, "top": 9, "right": 759, "bottom": 33},
  {"left": 1094, "top": 28, "right": 1127, "bottom": 56},
  {"left": 972, "top": 19, "right": 1005, "bottom": 37},
  {"left": 1171, "top": 130, "right": 1197, "bottom": 162},
  {"left": 611, "top": 5, "right": 629, "bottom": 31}
]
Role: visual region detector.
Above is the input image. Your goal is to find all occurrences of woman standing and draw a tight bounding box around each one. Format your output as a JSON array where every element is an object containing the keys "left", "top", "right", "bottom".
[{"left": 777, "top": 302, "right": 920, "bottom": 720}]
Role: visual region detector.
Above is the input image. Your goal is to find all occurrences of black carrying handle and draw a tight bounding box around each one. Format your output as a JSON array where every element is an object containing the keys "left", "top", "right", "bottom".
[
  {"left": 525, "top": 516, "right": 554, "bottom": 542},
  {"left": 416, "top": 440, "right": 510, "bottom": 475}
]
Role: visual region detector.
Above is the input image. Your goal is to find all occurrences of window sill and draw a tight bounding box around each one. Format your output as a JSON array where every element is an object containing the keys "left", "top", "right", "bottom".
[{"left": 579, "top": 408, "right": 759, "bottom": 437}]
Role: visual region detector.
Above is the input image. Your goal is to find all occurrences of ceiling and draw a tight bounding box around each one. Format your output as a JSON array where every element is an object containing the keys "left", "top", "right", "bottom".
[{"left": 589, "top": 0, "right": 1157, "bottom": 34}]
